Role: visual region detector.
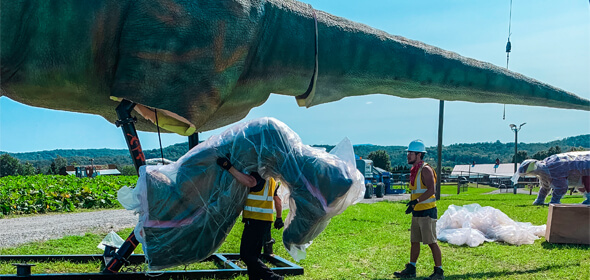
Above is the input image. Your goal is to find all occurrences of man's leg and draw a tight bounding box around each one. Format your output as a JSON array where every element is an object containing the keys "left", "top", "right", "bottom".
[
  {"left": 241, "top": 219, "right": 263, "bottom": 279},
  {"left": 262, "top": 227, "right": 275, "bottom": 256},
  {"left": 428, "top": 243, "right": 442, "bottom": 267},
  {"left": 424, "top": 243, "right": 444, "bottom": 280},
  {"left": 393, "top": 244, "right": 418, "bottom": 279},
  {"left": 240, "top": 219, "right": 282, "bottom": 280},
  {"left": 393, "top": 217, "right": 421, "bottom": 278},
  {"left": 394, "top": 216, "right": 420, "bottom": 278},
  {"left": 420, "top": 216, "right": 444, "bottom": 280},
  {"left": 410, "top": 242, "right": 420, "bottom": 263}
]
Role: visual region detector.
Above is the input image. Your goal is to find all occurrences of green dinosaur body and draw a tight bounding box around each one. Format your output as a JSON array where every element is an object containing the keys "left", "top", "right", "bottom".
[{"left": 2, "top": 0, "right": 588, "bottom": 135}]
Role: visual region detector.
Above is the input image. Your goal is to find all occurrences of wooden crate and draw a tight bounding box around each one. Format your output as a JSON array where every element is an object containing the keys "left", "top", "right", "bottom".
[{"left": 545, "top": 204, "right": 590, "bottom": 245}]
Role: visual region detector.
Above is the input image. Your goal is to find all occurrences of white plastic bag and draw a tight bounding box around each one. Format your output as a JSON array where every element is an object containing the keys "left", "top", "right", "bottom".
[
  {"left": 97, "top": 231, "right": 125, "bottom": 250},
  {"left": 438, "top": 228, "right": 491, "bottom": 247}
]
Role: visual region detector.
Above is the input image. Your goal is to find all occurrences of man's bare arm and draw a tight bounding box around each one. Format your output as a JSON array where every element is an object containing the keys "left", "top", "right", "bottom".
[
  {"left": 418, "top": 166, "right": 436, "bottom": 202},
  {"left": 273, "top": 196, "right": 283, "bottom": 218},
  {"left": 228, "top": 167, "right": 257, "bottom": 188}
]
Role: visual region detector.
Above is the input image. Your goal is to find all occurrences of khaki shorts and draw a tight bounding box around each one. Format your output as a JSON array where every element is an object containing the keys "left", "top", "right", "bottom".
[{"left": 411, "top": 216, "right": 437, "bottom": 244}]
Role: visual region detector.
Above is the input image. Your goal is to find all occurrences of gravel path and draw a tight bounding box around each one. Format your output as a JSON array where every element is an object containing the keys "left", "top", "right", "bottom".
[{"left": 0, "top": 209, "right": 137, "bottom": 248}]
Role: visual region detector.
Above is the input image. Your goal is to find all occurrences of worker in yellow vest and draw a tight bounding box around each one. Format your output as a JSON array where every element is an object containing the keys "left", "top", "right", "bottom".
[
  {"left": 216, "top": 155, "right": 284, "bottom": 280},
  {"left": 394, "top": 140, "right": 444, "bottom": 280}
]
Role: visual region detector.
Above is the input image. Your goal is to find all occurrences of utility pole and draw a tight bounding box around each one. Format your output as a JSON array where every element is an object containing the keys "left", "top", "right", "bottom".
[
  {"left": 436, "top": 100, "right": 444, "bottom": 200},
  {"left": 509, "top": 123, "right": 526, "bottom": 194}
]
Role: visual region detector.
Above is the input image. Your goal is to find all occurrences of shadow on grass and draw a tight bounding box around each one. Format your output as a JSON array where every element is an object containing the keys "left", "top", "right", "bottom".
[
  {"left": 541, "top": 241, "right": 590, "bottom": 250},
  {"left": 350, "top": 218, "right": 382, "bottom": 224},
  {"left": 441, "top": 241, "right": 520, "bottom": 248},
  {"left": 371, "top": 263, "right": 570, "bottom": 280},
  {"left": 514, "top": 204, "right": 548, "bottom": 208}
]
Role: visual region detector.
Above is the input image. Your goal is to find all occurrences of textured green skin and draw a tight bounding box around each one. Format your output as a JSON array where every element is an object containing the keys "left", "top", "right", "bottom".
[{"left": 2, "top": 0, "right": 589, "bottom": 133}]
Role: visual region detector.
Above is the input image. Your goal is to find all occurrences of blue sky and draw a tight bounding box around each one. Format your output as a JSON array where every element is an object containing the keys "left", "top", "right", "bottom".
[{"left": 1, "top": 0, "right": 589, "bottom": 153}]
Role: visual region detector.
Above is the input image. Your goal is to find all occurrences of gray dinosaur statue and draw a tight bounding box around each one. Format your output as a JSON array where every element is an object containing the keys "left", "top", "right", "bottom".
[{"left": 2, "top": 0, "right": 589, "bottom": 136}]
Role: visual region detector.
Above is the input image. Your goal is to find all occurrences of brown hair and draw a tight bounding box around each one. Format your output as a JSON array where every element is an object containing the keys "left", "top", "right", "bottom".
[{"left": 417, "top": 152, "right": 425, "bottom": 160}]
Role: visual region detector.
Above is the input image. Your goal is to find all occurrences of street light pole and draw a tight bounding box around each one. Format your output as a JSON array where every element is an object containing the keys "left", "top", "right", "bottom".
[
  {"left": 513, "top": 129, "right": 518, "bottom": 173},
  {"left": 509, "top": 122, "right": 526, "bottom": 194}
]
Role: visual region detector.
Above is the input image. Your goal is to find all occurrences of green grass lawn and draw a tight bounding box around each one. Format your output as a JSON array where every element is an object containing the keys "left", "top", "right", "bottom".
[
  {"left": 440, "top": 183, "right": 496, "bottom": 195},
  {"left": 1, "top": 190, "right": 588, "bottom": 279}
]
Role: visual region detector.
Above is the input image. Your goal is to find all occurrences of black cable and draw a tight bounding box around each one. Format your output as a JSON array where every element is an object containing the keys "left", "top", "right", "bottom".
[
  {"left": 154, "top": 109, "right": 165, "bottom": 164},
  {"left": 508, "top": 0, "right": 513, "bottom": 40},
  {"left": 503, "top": 0, "right": 513, "bottom": 120},
  {"left": 506, "top": 0, "right": 513, "bottom": 69}
]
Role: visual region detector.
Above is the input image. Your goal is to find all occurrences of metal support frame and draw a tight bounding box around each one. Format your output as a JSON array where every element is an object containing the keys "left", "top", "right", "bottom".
[
  {"left": 115, "top": 99, "right": 147, "bottom": 173},
  {"left": 104, "top": 99, "right": 147, "bottom": 273},
  {"left": 0, "top": 253, "right": 303, "bottom": 279},
  {"left": 12, "top": 263, "right": 35, "bottom": 277}
]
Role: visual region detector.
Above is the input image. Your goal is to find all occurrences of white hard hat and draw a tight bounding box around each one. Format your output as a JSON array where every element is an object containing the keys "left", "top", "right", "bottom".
[{"left": 407, "top": 140, "right": 427, "bottom": 153}]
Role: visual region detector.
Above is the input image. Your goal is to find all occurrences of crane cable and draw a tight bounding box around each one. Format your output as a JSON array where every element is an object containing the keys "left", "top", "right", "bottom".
[
  {"left": 506, "top": 0, "right": 513, "bottom": 69},
  {"left": 503, "top": 0, "right": 513, "bottom": 120},
  {"left": 155, "top": 109, "right": 165, "bottom": 165}
]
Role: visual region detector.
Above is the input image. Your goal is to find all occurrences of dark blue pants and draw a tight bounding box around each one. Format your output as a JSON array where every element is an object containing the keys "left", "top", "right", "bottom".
[{"left": 241, "top": 219, "right": 282, "bottom": 280}]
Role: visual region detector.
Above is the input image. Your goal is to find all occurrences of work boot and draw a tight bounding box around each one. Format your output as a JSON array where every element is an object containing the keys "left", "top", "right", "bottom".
[
  {"left": 393, "top": 263, "right": 416, "bottom": 278},
  {"left": 423, "top": 266, "right": 444, "bottom": 280},
  {"left": 263, "top": 238, "right": 275, "bottom": 256},
  {"left": 269, "top": 274, "right": 284, "bottom": 280}
]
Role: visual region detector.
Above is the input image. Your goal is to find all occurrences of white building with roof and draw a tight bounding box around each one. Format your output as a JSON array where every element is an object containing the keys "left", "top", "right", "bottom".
[
  {"left": 62, "top": 164, "right": 121, "bottom": 177},
  {"left": 451, "top": 163, "right": 520, "bottom": 179}
]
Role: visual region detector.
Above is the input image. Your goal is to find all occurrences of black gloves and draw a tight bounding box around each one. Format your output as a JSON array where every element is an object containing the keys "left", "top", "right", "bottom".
[
  {"left": 216, "top": 154, "right": 232, "bottom": 170},
  {"left": 405, "top": 199, "right": 419, "bottom": 214},
  {"left": 274, "top": 217, "right": 284, "bottom": 229},
  {"left": 406, "top": 199, "right": 419, "bottom": 207}
]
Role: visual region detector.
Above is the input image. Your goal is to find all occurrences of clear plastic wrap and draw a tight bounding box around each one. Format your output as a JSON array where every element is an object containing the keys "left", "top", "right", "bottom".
[
  {"left": 512, "top": 151, "right": 590, "bottom": 203},
  {"left": 437, "top": 228, "right": 490, "bottom": 247},
  {"left": 437, "top": 204, "right": 545, "bottom": 246},
  {"left": 512, "top": 151, "right": 590, "bottom": 188},
  {"left": 118, "top": 117, "right": 364, "bottom": 269},
  {"left": 97, "top": 231, "right": 125, "bottom": 250}
]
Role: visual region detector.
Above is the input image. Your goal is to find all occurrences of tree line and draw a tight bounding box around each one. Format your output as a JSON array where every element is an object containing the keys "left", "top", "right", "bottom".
[{"left": 1, "top": 134, "right": 588, "bottom": 177}]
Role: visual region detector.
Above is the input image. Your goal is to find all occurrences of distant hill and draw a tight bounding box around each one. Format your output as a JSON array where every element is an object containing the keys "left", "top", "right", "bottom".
[
  {"left": 352, "top": 134, "right": 589, "bottom": 167},
  {"left": 306, "top": 135, "right": 589, "bottom": 167},
  {"left": 1, "top": 143, "right": 190, "bottom": 169},
  {"left": 2, "top": 135, "right": 588, "bottom": 169}
]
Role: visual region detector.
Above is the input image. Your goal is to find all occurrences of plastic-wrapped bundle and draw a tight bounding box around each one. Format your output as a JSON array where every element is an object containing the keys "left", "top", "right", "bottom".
[
  {"left": 512, "top": 151, "right": 590, "bottom": 204},
  {"left": 437, "top": 228, "right": 490, "bottom": 248},
  {"left": 118, "top": 117, "right": 364, "bottom": 269},
  {"left": 437, "top": 204, "right": 545, "bottom": 246}
]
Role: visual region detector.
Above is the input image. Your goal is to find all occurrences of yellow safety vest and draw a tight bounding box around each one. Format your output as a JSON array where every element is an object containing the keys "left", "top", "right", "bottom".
[
  {"left": 410, "top": 163, "right": 437, "bottom": 211},
  {"left": 243, "top": 177, "right": 276, "bottom": 221}
]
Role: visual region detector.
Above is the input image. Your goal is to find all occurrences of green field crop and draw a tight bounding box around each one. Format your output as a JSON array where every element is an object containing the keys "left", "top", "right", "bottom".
[{"left": 0, "top": 175, "right": 137, "bottom": 216}]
